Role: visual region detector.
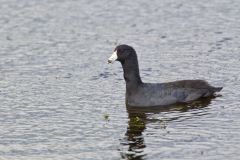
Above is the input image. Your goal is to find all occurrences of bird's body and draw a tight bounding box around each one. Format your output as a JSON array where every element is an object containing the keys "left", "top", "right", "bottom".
[
  {"left": 108, "top": 44, "right": 222, "bottom": 107},
  {"left": 126, "top": 80, "right": 222, "bottom": 107}
]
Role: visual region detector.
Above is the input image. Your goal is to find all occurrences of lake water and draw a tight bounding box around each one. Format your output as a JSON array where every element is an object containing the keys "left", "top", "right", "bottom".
[{"left": 0, "top": 0, "right": 240, "bottom": 159}]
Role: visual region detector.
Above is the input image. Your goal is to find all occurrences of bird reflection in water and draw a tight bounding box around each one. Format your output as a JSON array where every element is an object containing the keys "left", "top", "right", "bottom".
[{"left": 119, "top": 96, "right": 218, "bottom": 160}]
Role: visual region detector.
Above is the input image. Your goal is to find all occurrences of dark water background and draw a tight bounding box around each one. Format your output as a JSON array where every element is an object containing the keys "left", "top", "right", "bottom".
[{"left": 0, "top": 0, "right": 240, "bottom": 159}]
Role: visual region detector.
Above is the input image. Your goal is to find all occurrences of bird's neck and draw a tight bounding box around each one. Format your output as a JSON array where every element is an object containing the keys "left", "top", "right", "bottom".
[{"left": 121, "top": 55, "right": 142, "bottom": 89}]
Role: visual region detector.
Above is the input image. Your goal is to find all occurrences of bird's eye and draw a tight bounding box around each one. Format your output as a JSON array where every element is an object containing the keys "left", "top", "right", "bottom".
[{"left": 118, "top": 49, "right": 123, "bottom": 53}]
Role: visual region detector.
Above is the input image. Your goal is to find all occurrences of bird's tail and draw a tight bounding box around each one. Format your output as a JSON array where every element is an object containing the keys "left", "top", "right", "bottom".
[{"left": 213, "top": 87, "right": 223, "bottom": 92}]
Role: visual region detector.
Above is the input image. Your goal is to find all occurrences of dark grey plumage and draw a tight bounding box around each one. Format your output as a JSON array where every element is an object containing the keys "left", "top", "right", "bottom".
[{"left": 109, "top": 44, "right": 222, "bottom": 107}]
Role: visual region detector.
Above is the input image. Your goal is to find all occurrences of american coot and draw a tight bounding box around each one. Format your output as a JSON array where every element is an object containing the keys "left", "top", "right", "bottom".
[{"left": 108, "top": 44, "right": 222, "bottom": 107}]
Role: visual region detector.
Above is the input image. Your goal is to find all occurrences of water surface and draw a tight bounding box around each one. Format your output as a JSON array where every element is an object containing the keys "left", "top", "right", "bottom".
[{"left": 0, "top": 0, "right": 240, "bottom": 159}]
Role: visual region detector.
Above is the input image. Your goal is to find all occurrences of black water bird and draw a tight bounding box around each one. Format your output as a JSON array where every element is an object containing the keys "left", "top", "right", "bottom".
[{"left": 108, "top": 44, "right": 222, "bottom": 107}]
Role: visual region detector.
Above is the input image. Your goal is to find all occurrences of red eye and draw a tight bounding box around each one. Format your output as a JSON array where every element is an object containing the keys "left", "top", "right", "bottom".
[{"left": 118, "top": 49, "right": 123, "bottom": 53}]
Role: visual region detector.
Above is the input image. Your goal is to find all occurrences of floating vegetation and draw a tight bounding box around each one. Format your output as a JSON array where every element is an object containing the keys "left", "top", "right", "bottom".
[
  {"left": 129, "top": 116, "right": 145, "bottom": 129},
  {"left": 104, "top": 113, "right": 109, "bottom": 121}
]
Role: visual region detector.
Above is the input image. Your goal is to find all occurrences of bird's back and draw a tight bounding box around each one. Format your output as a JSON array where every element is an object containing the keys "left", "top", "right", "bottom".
[{"left": 126, "top": 80, "right": 222, "bottom": 107}]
